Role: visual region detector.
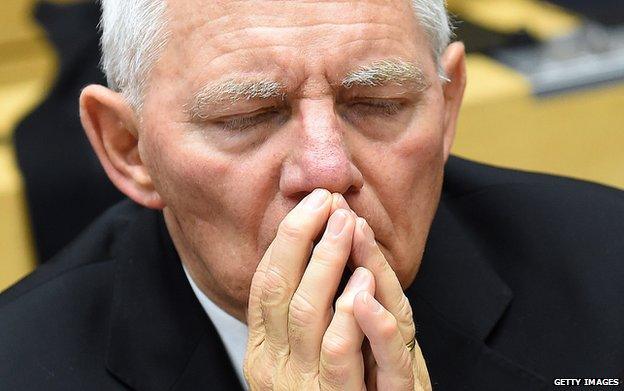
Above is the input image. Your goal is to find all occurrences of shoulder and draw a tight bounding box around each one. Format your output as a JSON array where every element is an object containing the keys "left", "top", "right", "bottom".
[
  {"left": 444, "top": 155, "right": 624, "bottom": 205},
  {"left": 0, "top": 200, "right": 140, "bottom": 304},
  {"left": 442, "top": 156, "right": 624, "bottom": 281},
  {"left": 443, "top": 156, "right": 624, "bottom": 237},
  {"left": 0, "top": 200, "right": 142, "bottom": 388},
  {"left": 441, "top": 156, "right": 624, "bottom": 374}
]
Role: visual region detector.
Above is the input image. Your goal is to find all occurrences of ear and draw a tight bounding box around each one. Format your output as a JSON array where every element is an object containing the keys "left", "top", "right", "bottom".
[
  {"left": 440, "top": 41, "right": 467, "bottom": 163},
  {"left": 79, "top": 85, "right": 165, "bottom": 209}
]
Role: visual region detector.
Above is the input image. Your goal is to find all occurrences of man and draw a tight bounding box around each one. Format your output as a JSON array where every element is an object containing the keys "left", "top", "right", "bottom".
[{"left": 1, "top": 0, "right": 623, "bottom": 390}]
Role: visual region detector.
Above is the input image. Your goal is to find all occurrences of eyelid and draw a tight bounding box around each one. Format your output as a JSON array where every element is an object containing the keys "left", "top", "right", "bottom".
[
  {"left": 216, "top": 105, "right": 279, "bottom": 121},
  {"left": 217, "top": 107, "right": 285, "bottom": 131},
  {"left": 348, "top": 98, "right": 404, "bottom": 111},
  {"left": 351, "top": 98, "right": 402, "bottom": 105},
  {"left": 341, "top": 85, "right": 413, "bottom": 101}
]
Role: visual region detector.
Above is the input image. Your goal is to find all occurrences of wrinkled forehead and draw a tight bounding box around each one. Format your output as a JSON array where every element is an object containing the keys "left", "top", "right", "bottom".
[
  {"left": 168, "top": 0, "right": 416, "bottom": 31},
  {"left": 154, "top": 0, "right": 434, "bottom": 99}
]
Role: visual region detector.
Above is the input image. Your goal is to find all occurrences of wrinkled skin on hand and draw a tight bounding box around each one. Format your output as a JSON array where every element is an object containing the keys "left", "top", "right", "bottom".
[{"left": 244, "top": 190, "right": 431, "bottom": 390}]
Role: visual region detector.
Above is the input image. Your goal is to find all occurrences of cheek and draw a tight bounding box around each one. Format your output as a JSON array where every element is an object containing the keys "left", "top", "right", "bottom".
[
  {"left": 139, "top": 122, "right": 284, "bottom": 242},
  {"left": 141, "top": 128, "right": 229, "bottom": 212},
  {"left": 387, "top": 101, "right": 446, "bottom": 194},
  {"left": 378, "top": 100, "right": 446, "bottom": 236},
  {"left": 139, "top": 124, "right": 262, "bottom": 247}
]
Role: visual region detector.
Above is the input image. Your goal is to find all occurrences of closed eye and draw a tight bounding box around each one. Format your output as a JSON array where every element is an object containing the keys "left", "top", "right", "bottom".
[
  {"left": 346, "top": 99, "right": 404, "bottom": 117},
  {"left": 217, "top": 108, "right": 285, "bottom": 132}
]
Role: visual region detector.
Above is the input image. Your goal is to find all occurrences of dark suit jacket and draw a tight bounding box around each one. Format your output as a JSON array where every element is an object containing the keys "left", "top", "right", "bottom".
[{"left": 1, "top": 157, "right": 623, "bottom": 390}]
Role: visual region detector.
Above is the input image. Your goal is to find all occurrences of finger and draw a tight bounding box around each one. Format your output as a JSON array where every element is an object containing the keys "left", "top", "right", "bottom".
[
  {"left": 252, "top": 188, "right": 333, "bottom": 356},
  {"left": 351, "top": 218, "right": 416, "bottom": 346},
  {"left": 353, "top": 291, "right": 416, "bottom": 391},
  {"left": 362, "top": 340, "right": 378, "bottom": 390},
  {"left": 247, "top": 241, "right": 273, "bottom": 342},
  {"left": 288, "top": 209, "right": 355, "bottom": 364},
  {"left": 330, "top": 193, "right": 351, "bottom": 215},
  {"left": 320, "top": 267, "right": 375, "bottom": 390}
]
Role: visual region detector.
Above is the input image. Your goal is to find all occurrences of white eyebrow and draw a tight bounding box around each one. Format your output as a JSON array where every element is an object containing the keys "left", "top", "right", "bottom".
[
  {"left": 188, "top": 78, "right": 285, "bottom": 120},
  {"left": 341, "top": 59, "right": 429, "bottom": 91}
]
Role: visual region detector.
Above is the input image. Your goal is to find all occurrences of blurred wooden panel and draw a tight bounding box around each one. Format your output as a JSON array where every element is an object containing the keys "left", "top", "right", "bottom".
[
  {"left": 0, "top": 0, "right": 57, "bottom": 291},
  {"left": 0, "top": 0, "right": 40, "bottom": 44},
  {"left": 454, "top": 55, "right": 624, "bottom": 190},
  {"left": 0, "top": 145, "right": 36, "bottom": 290},
  {"left": 0, "top": 0, "right": 57, "bottom": 139},
  {"left": 448, "top": 0, "right": 580, "bottom": 39}
]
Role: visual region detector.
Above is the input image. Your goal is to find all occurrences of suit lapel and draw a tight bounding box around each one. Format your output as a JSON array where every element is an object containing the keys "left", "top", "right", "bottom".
[
  {"left": 105, "top": 206, "right": 241, "bottom": 390},
  {"left": 408, "top": 198, "right": 548, "bottom": 390}
]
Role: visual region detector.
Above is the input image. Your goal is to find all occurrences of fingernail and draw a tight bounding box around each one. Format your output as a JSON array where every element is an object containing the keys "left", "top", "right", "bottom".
[
  {"left": 364, "top": 292, "right": 382, "bottom": 313},
  {"left": 304, "top": 189, "right": 328, "bottom": 209},
  {"left": 347, "top": 267, "right": 370, "bottom": 289},
  {"left": 327, "top": 209, "right": 348, "bottom": 236},
  {"left": 360, "top": 219, "right": 376, "bottom": 244}
]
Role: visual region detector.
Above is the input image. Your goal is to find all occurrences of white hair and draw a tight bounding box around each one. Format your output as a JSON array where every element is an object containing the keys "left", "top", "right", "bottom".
[
  {"left": 99, "top": 0, "right": 452, "bottom": 111},
  {"left": 410, "top": 0, "right": 454, "bottom": 75},
  {"left": 99, "top": 0, "right": 169, "bottom": 110}
]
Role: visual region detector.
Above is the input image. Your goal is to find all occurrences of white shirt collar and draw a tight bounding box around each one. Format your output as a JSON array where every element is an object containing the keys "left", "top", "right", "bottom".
[{"left": 183, "top": 266, "right": 249, "bottom": 390}]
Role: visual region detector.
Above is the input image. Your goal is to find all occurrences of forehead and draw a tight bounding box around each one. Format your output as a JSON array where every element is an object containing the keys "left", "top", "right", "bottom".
[{"left": 157, "top": 0, "right": 432, "bottom": 94}]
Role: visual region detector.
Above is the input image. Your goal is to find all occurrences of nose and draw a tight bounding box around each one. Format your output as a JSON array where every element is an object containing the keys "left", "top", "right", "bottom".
[{"left": 279, "top": 98, "right": 364, "bottom": 198}]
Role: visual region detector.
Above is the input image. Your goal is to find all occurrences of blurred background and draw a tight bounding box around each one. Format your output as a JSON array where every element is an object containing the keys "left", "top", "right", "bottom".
[{"left": 1, "top": 0, "right": 623, "bottom": 291}]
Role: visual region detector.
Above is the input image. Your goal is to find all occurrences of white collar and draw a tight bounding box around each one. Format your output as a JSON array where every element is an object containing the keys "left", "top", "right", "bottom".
[{"left": 183, "top": 266, "right": 249, "bottom": 390}]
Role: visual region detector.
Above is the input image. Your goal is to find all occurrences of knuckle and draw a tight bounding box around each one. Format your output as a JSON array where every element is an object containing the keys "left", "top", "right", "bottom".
[
  {"left": 321, "top": 330, "right": 352, "bottom": 360},
  {"left": 378, "top": 257, "right": 394, "bottom": 275},
  {"left": 308, "top": 255, "right": 335, "bottom": 276},
  {"left": 366, "top": 249, "right": 389, "bottom": 272},
  {"left": 285, "top": 359, "right": 319, "bottom": 387},
  {"left": 309, "top": 237, "right": 351, "bottom": 273},
  {"left": 278, "top": 217, "right": 309, "bottom": 244},
  {"left": 243, "top": 352, "right": 274, "bottom": 390},
  {"left": 334, "top": 296, "right": 353, "bottom": 315},
  {"left": 320, "top": 364, "right": 350, "bottom": 388},
  {"left": 395, "top": 294, "right": 416, "bottom": 335},
  {"left": 260, "top": 267, "right": 291, "bottom": 308},
  {"left": 248, "top": 270, "right": 265, "bottom": 303},
  {"left": 283, "top": 358, "right": 316, "bottom": 386},
  {"left": 288, "top": 291, "right": 320, "bottom": 329},
  {"left": 379, "top": 315, "right": 399, "bottom": 340},
  {"left": 396, "top": 294, "right": 414, "bottom": 320},
  {"left": 319, "top": 355, "right": 351, "bottom": 387}
]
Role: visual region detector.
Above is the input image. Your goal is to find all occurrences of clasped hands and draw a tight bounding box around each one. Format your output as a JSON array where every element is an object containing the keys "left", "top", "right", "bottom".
[{"left": 244, "top": 189, "right": 431, "bottom": 390}]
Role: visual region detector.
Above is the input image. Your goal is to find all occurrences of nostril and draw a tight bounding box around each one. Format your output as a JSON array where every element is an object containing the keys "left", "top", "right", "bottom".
[{"left": 345, "top": 183, "right": 362, "bottom": 196}]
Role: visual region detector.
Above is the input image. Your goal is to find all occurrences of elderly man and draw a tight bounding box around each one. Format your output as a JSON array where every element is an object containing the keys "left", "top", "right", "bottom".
[{"left": 1, "top": 0, "right": 623, "bottom": 390}]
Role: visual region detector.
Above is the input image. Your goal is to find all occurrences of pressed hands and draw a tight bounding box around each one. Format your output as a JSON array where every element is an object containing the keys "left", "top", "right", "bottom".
[{"left": 244, "top": 189, "right": 431, "bottom": 390}]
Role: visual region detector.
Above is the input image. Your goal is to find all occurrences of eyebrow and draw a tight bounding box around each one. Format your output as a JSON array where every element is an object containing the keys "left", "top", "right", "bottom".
[
  {"left": 187, "top": 59, "right": 427, "bottom": 120},
  {"left": 341, "top": 59, "right": 429, "bottom": 91},
  {"left": 188, "top": 78, "right": 285, "bottom": 121}
]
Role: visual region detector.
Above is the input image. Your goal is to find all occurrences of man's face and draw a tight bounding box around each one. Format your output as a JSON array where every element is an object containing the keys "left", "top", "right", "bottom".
[{"left": 137, "top": 0, "right": 456, "bottom": 314}]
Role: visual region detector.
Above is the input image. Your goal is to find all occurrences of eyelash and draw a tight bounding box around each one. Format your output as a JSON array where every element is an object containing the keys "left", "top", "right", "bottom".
[
  {"left": 218, "top": 110, "right": 282, "bottom": 132},
  {"left": 215, "top": 99, "right": 404, "bottom": 132},
  {"left": 347, "top": 99, "right": 404, "bottom": 117}
]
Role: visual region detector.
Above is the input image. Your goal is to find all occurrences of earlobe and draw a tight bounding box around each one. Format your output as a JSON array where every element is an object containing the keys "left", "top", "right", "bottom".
[
  {"left": 440, "top": 41, "right": 467, "bottom": 163},
  {"left": 79, "top": 85, "right": 165, "bottom": 209}
]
